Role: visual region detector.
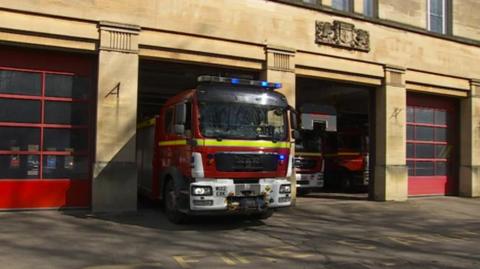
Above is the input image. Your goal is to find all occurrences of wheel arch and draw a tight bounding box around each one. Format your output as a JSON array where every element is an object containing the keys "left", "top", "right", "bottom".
[{"left": 159, "top": 167, "right": 188, "bottom": 200}]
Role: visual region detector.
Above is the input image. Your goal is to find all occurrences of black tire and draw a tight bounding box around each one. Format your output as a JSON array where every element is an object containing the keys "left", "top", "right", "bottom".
[
  {"left": 163, "top": 179, "right": 188, "bottom": 224},
  {"left": 340, "top": 171, "right": 353, "bottom": 192}
]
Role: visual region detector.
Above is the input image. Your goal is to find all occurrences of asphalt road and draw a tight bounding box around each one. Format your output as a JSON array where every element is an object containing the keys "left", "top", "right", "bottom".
[{"left": 0, "top": 194, "right": 479, "bottom": 269}]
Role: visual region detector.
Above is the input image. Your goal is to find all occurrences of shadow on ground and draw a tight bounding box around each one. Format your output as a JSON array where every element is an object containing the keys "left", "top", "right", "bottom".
[
  {"left": 1, "top": 196, "right": 479, "bottom": 269},
  {"left": 62, "top": 194, "right": 268, "bottom": 232},
  {"left": 298, "top": 188, "right": 368, "bottom": 201},
  {"left": 299, "top": 191, "right": 368, "bottom": 201}
]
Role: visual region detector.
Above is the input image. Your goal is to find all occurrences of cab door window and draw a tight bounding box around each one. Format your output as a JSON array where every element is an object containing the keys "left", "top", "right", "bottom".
[
  {"left": 164, "top": 107, "right": 174, "bottom": 134},
  {"left": 184, "top": 102, "right": 192, "bottom": 136},
  {"left": 173, "top": 101, "right": 192, "bottom": 137}
]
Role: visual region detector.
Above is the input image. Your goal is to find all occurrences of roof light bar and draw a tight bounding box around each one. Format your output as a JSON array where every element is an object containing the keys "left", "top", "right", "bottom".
[{"left": 197, "top": 76, "right": 282, "bottom": 90}]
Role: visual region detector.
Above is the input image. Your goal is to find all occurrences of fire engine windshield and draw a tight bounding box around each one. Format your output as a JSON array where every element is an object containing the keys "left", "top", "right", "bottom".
[
  {"left": 337, "top": 133, "right": 362, "bottom": 151},
  {"left": 295, "top": 130, "right": 322, "bottom": 153},
  {"left": 199, "top": 102, "right": 287, "bottom": 141}
]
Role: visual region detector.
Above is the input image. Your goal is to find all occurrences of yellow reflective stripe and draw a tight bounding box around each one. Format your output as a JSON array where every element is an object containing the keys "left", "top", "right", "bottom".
[
  {"left": 157, "top": 139, "right": 290, "bottom": 148},
  {"left": 137, "top": 118, "right": 156, "bottom": 129},
  {"left": 296, "top": 152, "right": 322, "bottom": 157},
  {"left": 158, "top": 140, "right": 187, "bottom": 146},
  {"left": 197, "top": 139, "right": 290, "bottom": 149}
]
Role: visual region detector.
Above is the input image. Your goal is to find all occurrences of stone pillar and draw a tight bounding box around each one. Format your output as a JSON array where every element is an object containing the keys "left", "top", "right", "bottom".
[
  {"left": 92, "top": 22, "right": 140, "bottom": 212},
  {"left": 261, "top": 45, "right": 297, "bottom": 203},
  {"left": 459, "top": 79, "right": 480, "bottom": 198},
  {"left": 373, "top": 65, "right": 408, "bottom": 201}
]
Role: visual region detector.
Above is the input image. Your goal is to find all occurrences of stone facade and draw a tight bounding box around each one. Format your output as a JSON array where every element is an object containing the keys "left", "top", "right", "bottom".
[
  {"left": 379, "top": 0, "right": 427, "bottom": 28},
  {"left": 453, "top": 0, "right": 480, "bottom": 40},
  {"left": 0, "top": 0, "right": 479, "bottom": 211}
]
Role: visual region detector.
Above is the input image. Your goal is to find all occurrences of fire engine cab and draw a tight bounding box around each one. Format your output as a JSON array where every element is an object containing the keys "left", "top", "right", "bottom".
[{"left": 137, "top": 76, "right": 297, "bottom": 223}]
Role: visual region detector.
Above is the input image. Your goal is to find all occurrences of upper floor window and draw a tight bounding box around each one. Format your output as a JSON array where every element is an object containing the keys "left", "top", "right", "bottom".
[
  {"left": 363, "top": 0, "right": 375, "bottom": 17},
  {"left": 428, "top": 0, "right": 446, "bottom": 34},
  {"left": 331, "top": 0, "right": 351, "bottom": 12}
]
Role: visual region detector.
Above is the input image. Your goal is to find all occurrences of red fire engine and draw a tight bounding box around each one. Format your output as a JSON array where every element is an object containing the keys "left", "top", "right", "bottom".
[
  {"left": 137, "top": 76, "right": 297, "bottom": 223},
  {"left": 294, "top": 105, "right": 337, "bottom": 194}
]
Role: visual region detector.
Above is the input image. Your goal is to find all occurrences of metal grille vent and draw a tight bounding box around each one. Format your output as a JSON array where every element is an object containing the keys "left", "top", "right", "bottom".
[
  {"left": 273, "top": 53, "right": 290, "bottom": 71},
  {"left": 108, "top": 31, "right": 132, "bottom": 51}
]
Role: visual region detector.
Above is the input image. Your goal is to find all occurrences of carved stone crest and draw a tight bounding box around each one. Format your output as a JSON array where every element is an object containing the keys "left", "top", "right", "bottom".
[{"left": 315, "top": 20, "right": 370, "bottom": 52}]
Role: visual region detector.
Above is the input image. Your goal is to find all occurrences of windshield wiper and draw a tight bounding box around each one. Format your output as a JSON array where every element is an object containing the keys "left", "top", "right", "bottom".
[
  {"left": 214, "top": 130, "right": 224, "bottom": 141},
  {"left": 256, "top": 133, "right": 278, "bottom": 143},
  {"left": 256, "top": 126, "right": 280, "bottom": 142}
]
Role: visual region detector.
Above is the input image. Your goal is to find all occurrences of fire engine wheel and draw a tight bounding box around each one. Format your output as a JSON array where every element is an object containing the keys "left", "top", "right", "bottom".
[
  {"left": 164, "top": 179, "right": 188, "bottom": 224},
  {"left": 340, "top": 172, "right": 353, "bottom": 192}
]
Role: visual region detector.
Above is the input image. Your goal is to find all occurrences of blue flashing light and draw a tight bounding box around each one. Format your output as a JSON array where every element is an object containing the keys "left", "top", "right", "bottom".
[
  {"left": 279, "top": 154, "right": 286, "bottom": 161},
  {"left": 197, "top": 76, "right": 282, "bottom": 90}
]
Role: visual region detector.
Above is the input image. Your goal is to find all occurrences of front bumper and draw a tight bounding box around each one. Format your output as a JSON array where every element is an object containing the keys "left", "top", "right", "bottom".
[
  {"left": 296, "top": 172, "right": 324, "bottom": 189},
  {"left": 189, "top": 178, "right": 292, "bottom": 212},
  {"left": 351, "top": 171, "right": 370, "bottom": 187}
]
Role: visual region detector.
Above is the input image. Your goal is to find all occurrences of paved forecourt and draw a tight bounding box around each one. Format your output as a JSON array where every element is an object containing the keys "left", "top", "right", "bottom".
[{"left": 0, "top": 195, "right": 479, "bottom": 269}]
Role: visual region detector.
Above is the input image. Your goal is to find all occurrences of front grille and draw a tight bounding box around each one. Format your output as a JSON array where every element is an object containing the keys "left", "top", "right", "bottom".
[
  {"left": 294, "top": 158, "right": 317, "bottom": 169},
  {"left": 215, "top": 153, "right": 278, "bottom": 172},
  {"left": 227, "top": 196, "right": 267, "bottom": 211},
  {"left": 233, "top": 179, "right": 260, "bottom": 184},
  {"left": 235, "top": 184, "right": 261, "bottom": 196}
]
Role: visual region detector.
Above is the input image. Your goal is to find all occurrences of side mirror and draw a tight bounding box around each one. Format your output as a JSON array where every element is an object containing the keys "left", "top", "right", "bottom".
[
  {"left": 175, "top": 103, "right": 187, "bottom": 125},
  {"left": 289, "top": 107, "right": 298, "bottom": 130},
  {"left": 174, "top": 124, "right": 185, "bottom": 135},
  {"left": 291, "top": 130, "right": 301, "bottom": 140}
]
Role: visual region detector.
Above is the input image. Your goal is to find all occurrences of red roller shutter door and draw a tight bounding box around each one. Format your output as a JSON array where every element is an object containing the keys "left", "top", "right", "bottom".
[
  {"left": 0, "top": 46, "right": 94, "bottom": 209},
  {"left": 407, "top": 93, "right": 458, "bottom": 196}
]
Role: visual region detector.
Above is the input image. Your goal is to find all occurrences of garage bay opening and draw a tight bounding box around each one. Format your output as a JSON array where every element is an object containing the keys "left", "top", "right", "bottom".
[
  {"left": 295, "top": 76, "right": 373, "bottom": 199},
  {"left": 136, "top": 60, "right": 299, "bottom": 222}
]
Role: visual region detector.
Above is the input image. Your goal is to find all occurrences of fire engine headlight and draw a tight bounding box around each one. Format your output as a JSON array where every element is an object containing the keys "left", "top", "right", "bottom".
[
  {"left": 191, "top": 186, "right": 213, "bottom": 196},
  {"left": 279, "top": 184, "right": 291, "bottom": 194}
]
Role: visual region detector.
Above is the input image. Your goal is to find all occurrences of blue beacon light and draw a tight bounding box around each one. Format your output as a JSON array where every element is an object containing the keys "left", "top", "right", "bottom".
[
  {"left": 261, "top": 81, "right": 269, "bottom": 87},
  {"left": 279, "top": 154, "right": 286, "bottom": 161},
  {"left": 231, "top": 78, "right": 240, "bottom": 84}
]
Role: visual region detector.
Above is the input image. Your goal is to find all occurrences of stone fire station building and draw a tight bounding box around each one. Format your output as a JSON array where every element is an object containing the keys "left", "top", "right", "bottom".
[{"left": 0, "top": 0, "right": 479, "bottom": 212}]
